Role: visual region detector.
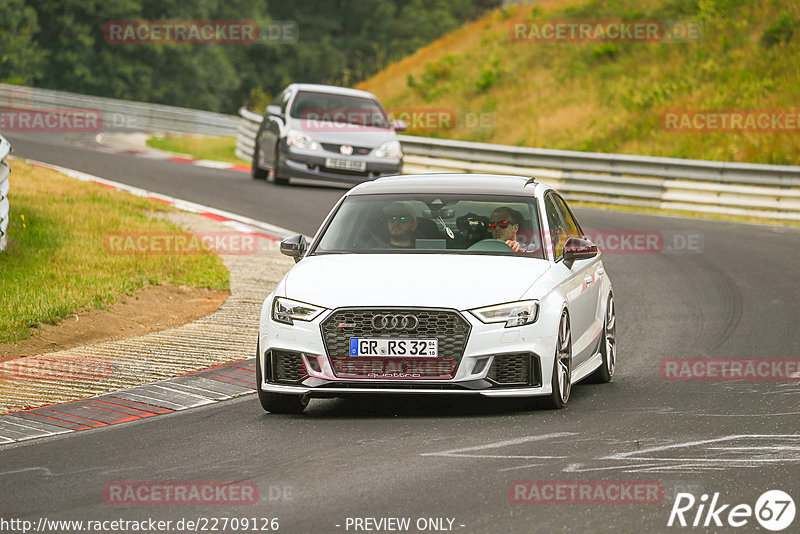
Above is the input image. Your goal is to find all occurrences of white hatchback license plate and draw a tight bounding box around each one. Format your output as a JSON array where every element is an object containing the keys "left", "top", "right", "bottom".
[
  {"left": 349, "top": 338, "right": 438, "bottom": 358},
  {"left": 325, "top": 157, "right": 366, "bottom": 172}
]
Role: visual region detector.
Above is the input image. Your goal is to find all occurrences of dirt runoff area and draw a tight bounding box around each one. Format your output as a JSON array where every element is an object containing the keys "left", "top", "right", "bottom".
[{"left": 0, "top": 285, "right": 229, "bottom": 362}]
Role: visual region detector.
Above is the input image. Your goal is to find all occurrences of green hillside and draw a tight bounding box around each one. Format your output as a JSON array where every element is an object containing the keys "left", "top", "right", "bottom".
[{"left": 357, "top": 0, "right": 800, "bottom": 165}]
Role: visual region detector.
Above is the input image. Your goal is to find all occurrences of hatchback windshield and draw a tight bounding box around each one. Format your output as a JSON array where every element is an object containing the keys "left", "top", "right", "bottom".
[
  {"left": 290, "top": 91, "right": 390, "bottom": 128},
  {"left": 312, "top": 194, "right": 546, "bottom": 259}
]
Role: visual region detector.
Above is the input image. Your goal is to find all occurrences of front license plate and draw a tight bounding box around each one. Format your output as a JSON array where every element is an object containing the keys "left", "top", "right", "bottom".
[
  {"left": 325, "top": 157, "right": 366, "bottom": 172},
  {"left": 349, "top": 338, "right": 438, "bottom": 358}
]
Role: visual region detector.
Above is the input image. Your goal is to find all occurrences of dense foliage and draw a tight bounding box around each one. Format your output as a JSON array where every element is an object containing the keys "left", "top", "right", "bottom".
[{"left": 0, "top": 0, "right": 499, "bottom": 113}]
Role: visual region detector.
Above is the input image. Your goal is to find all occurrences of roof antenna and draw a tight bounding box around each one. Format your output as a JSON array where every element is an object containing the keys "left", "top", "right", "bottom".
[{"left": 524, "top": 177, "right": 537, "bottom": 187}]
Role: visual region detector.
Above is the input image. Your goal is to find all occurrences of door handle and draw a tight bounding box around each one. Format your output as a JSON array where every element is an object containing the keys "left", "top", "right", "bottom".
[{"left": 584, "top": 274, "right": 593, "bottom": 285}]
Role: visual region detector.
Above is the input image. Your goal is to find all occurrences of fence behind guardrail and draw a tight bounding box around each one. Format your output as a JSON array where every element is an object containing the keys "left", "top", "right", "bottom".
[
  {"left": 0, "top": 135, "right": 11, "bottom": 252},
  {"left": 236, "top": 107, "right": 800, "bottom": 221},
  {"left": 0, "top": 83, "right": 238, "bottom": 137}
]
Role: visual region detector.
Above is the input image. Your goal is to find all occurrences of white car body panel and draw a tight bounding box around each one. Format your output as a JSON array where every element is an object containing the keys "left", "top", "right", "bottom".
[{"left": 256, "top": 174, "right": 614, "bottom": 403}]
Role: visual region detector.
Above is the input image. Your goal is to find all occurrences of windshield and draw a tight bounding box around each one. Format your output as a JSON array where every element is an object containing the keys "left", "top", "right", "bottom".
[
  {"left": 312, "top": 194, "right": 546, "bottom": 259},
  {"left": 290, "top": 91, "right": 390, "bottom": 128}
]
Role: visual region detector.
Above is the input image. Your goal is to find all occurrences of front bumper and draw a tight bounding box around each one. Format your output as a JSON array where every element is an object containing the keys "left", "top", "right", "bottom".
[
  {"left": 259, "top": 306, "right": 558, "bottom": 398},
  {"left": 279, "top": 147, "right": 402, "bottom": 184}
]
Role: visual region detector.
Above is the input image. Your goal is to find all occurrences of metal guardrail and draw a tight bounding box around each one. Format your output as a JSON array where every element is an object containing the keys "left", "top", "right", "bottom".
[
  {"left": 237, "top": 107, "right": 800, "bottom": 221},
  {"left": 0, "top": 84, "right": 239, "bottom": 136},
  {"left": 0, "top": 134, "right": 11, "bottom": 252}
]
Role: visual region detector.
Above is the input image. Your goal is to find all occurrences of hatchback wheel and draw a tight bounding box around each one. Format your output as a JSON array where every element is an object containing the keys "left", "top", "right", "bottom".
[
  {"left": 588, "top": 294, "right": 616, "bottom": 383},
  {"left": 536, "top": 310, "right": 572, "bottom": 409},
  {"left": 251, "top": 144, "right": 268, "bottom": 179}
]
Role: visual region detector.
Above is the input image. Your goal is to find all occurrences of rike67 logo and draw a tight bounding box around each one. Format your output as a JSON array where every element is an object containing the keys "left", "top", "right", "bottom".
[{"left": 668, "top": 490, "right": 795, "bottom": 531}]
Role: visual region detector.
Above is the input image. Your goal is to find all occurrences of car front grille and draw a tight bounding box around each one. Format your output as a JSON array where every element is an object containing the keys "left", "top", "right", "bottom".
[
  {"left": 321, "top": 143, "right": 372, "bottom": 155},
  {"left": 487, "top": 353, "right": 541, "bottom": 387},
  {"left": 321, "top": 308, "right": 470, "bottom": 379},
  {"left": 269, "top": 350, "right": 307, "bottom": 383}
]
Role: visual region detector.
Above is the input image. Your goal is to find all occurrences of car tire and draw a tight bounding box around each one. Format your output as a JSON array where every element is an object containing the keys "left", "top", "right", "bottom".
[
  {"left": 273, "top": 150, "right": 290, "bottom": 186},
  {"left": 255, "top": 343, "right": 308, "bottom": 414},
  {"left": 587, "top": 293, "right": 616, "bottom": 384},
  {"left": 535, "top": 309, "right": 572, "bottom": 410},
  {"left": 251, "top": 144, "right": 268, "bottom": 180}
]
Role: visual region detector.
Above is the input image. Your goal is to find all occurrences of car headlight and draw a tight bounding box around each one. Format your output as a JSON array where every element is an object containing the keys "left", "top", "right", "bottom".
[
  {"left": 272, "top": 297, "right": 325, "bottom": 325},
  {"left": 286, "top": 129, "right": 319, "bottom": 150},
  {"left": 374, "top": 140, "right": 402, "bottom": 159},
  {"left": 470, "top": 300, "right": 540, "bottom": 328}
]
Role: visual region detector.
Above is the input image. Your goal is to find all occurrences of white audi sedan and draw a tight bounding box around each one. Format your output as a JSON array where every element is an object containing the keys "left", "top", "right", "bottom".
[{"left": 257, "top": 174, "right": 616, "bottom": 413}]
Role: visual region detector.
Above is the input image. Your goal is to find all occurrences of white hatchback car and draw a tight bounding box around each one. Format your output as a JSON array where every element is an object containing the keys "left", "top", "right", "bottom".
[{"left": 257, "top": 174, "right": 616, "bottom": 413}]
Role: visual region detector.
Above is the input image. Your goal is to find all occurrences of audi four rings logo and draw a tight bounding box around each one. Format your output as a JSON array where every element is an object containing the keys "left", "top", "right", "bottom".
[{"left": 371, "top": 314, "right": 419, "bottom": 330}]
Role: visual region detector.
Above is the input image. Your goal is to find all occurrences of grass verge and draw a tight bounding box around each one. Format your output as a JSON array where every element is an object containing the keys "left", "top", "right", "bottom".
[
  {"left": 357, "top": 0, "right": 800, "bottom": 165},
  {"left": 0, "top": 160, "right": 230, "bottom": 344},
  {"left": 146, "top": 134, "right": 248, "bottom": 165}
]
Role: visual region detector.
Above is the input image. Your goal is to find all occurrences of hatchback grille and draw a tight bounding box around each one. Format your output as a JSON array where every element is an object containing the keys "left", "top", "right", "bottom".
[
  {"left": 269, "top": 350, "right": 307, "bottom": 383},
  {"left": 487, "top": 353, "right": 540, "bottom": 387},
  {"left": 321, "top": 308, "right": 470, "bottom": 379},
  {"left": 321, "top": 143, "right": 371, "bottom": 155}
]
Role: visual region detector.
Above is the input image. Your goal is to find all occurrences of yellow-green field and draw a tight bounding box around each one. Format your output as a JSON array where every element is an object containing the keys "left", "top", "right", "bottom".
[
  {"left": 357, "top": 0, "right": 800, "bottom": 165},
  {"left": 147, "top": 135, "right": 247, "bottom": 165},
  {"left": 0, "top": 160, "right": 229, "bottom": 343}
]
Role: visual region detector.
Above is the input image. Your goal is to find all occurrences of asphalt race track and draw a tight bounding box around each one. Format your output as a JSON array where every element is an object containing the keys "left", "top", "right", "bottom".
[{"left": 2, "top": 131, "right": 799, "bottom": 533}]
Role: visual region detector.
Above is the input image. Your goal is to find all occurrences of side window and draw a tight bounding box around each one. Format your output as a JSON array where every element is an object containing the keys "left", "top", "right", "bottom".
[
  {"left": 552, "top": 195, "right": 582, "bottom": 240},
  {"left": 544, "top": 194, "right": 568, "bottom": 259}
]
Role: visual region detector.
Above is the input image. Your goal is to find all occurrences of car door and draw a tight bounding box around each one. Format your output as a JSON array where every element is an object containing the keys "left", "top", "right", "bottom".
[
  {"left": 545, "top": 192, "right": 599, "bottom": 367},
  {"left": 257, "top": 89, "right": 291, "bottom": 169}
]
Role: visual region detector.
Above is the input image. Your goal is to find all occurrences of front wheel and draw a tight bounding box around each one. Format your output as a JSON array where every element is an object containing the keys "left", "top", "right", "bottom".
[
  {"left": 251, "top": 144, "right": 268, "bottom": 180},
  {"left": 535, "top": 309, "right": 572, "bottom": 410},
  {"left": 587, "top": 293, "right": 616, "bottom": 383},
  {"left": 255, "top": 343, "right": 308, "bottom": 414},
  {"left": 272, "top": 150, "right": 290, "bottom": 186}
]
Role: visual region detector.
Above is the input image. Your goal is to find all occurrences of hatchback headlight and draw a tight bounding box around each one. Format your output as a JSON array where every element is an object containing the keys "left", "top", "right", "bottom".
[
  {"left": 272, "top": 297, "right": 325, "bottom": 325},
  {"left": 286, "top": 129, "right": 318, "bottom": 150},
  {"left": 374, "top": 140, "right": 402, "bottom": 159},
  {"left": 470, "top": 300, "right": 540, "bottom": 328}
]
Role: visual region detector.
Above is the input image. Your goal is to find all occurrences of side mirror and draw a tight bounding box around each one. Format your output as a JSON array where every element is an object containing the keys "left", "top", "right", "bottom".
[
  {"left": 563, "top": 237, "right": 598, "bottom": 269},
  {"left": 265, "top": 104, "right": 283, "bottom": 117},
  {"left": 392, "top": 119, "right": 408, "bottom": 132},
  {"left": 280, "top": 234, "right": 307, "bottom": 263}
]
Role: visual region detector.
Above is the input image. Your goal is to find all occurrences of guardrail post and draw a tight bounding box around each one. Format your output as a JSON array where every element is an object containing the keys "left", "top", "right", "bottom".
[{"left": 0, "top": 134, "right": 11, "bottom": 253}]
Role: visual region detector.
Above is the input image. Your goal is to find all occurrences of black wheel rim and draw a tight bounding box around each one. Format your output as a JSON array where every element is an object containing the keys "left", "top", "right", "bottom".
[
  {"left": 557, "top": 311, "right": 572, "bottom": 404},
  {"left": 605, "top": 296, "right": 616, "bottom": 377}
]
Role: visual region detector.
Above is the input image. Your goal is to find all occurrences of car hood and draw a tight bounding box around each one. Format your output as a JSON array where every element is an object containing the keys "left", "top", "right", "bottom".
[
  {"left": 283, "top": 254, "right": 551, "bottom": 310},
  {"left": 288, "top": 117, "right": 398, "bottom": 147}
]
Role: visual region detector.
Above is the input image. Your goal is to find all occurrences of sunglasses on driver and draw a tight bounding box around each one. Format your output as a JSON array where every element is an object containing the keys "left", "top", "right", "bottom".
[
  {"left": 488, "top": 220, "right": 514, "bottom": 229},
  {"left": 388, "top": 215, "right": 411, "bottom": 223}
]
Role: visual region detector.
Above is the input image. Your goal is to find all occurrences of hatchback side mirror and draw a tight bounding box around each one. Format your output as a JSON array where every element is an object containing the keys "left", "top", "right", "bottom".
[
  {"left": 392, "top": 119, "right": 408, "bottom": 132},
  {"left": 280, "top": 234, "right": 307, "bottom": 262},
  {"left": 563, "top": 237, "right": 598, "bottom": 268},
  {"left": 266, "top": 104, "right": 283, "bottom": 117}
]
